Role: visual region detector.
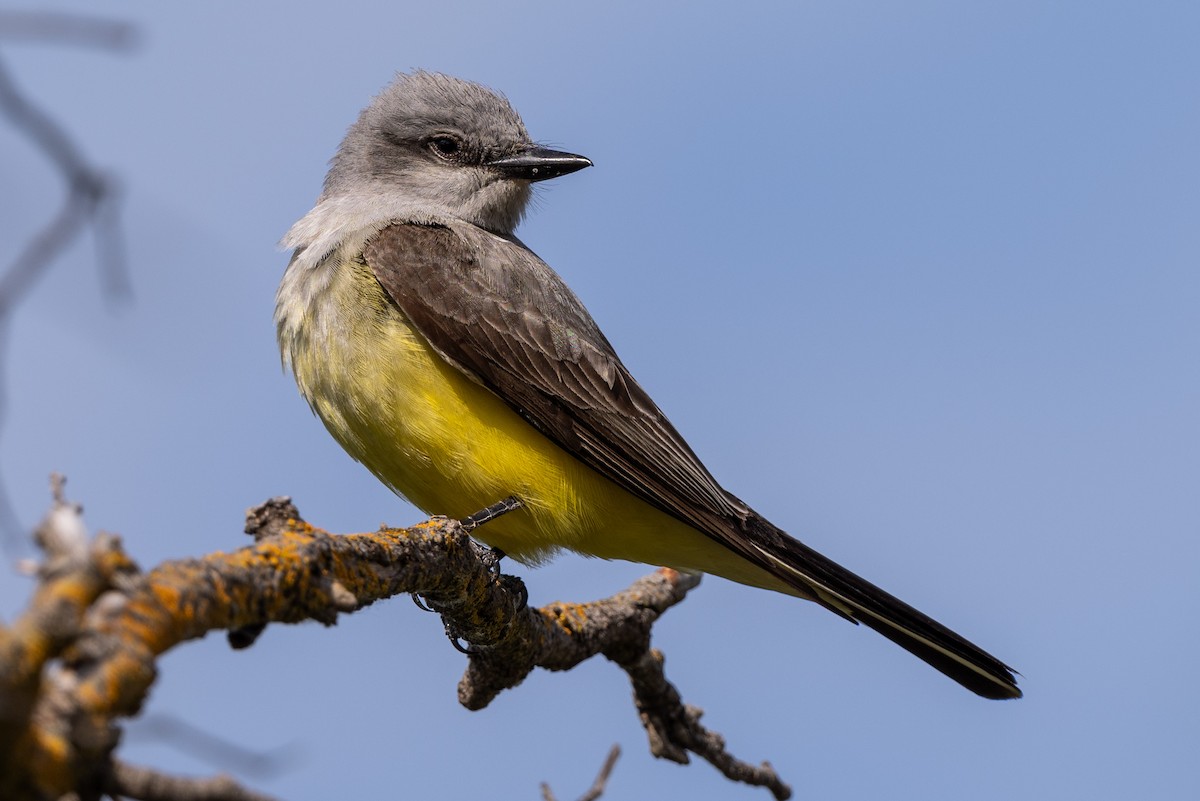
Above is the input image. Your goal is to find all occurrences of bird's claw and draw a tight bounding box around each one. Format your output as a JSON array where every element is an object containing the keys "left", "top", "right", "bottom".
[{"left": 503, "top": 574, "right": 529, "bottom": 612}]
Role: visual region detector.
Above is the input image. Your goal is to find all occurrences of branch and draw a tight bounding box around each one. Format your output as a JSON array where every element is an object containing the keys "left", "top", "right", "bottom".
[
  {"left": 541, "top": 744, "right": 621, "bottom": 801},
  {"left": 0, "top": 491, "right": 792, "bottom": 800},
  {"left": 0, "top": 476, "right": 139, "bottom": 800}
]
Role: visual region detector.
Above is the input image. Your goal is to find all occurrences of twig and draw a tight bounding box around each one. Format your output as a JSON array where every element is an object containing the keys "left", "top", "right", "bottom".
[
  {"left": 541, "top": 744, "right": 621, "bottom": 801},
  {"left": 621, "top": 649, "right": 791, "bottom": 799},
  {"left": 580, "top": 745, "right": 622, "bottom": 801}
]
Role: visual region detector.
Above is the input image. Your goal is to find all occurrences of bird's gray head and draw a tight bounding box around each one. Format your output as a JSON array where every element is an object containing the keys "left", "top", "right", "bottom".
[{"left": 322, "top": 71, "right": 591, "bottom": 236}]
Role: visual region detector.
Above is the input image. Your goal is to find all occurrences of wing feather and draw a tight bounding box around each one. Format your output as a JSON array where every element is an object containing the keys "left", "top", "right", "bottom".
[
  {"left": 360, "top": 221, "right": 1022, "bottom": 700},
  {"left": 363, "top": 222, "right": 746, "bottom": 530}
]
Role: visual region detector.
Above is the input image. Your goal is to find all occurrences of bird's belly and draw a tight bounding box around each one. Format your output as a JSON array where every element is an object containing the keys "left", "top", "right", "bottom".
[{"left": 287, "top": 260, "right": 792, "bottom": 591}]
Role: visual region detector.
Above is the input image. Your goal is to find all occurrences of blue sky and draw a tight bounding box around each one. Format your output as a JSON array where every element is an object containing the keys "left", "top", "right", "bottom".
[{"left": 1, "top": 2, "right": 1197, "bottom": 799}]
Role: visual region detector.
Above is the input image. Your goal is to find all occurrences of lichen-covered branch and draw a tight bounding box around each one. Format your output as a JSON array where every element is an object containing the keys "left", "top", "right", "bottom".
[
  {"left": 0, "top": 491, "right": 791, "bottom": 800},
  {"left": 0, "top": 478, "right": 139, "bottom": 801}
]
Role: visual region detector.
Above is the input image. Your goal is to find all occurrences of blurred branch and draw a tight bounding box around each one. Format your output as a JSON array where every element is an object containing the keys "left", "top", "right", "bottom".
[
  {"left": 541, "top": 745, "right": 621, "bottom": 801},
  {"left": 0, "top": 12, "right": 136, "bottom": 549},
  {"left": 0, "top": 11, "right": 138, "bottom": 50},
  {"left": 0, "top": 491, "right": 792, "bottom": 800},
  {"left": 127, "top": 714, "right": 297, "bottom": 780}
]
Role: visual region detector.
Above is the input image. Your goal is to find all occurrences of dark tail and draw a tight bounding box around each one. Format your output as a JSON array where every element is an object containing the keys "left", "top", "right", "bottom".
[{"left": 746, "top": 516, "right": 1021, "bottom": 699}]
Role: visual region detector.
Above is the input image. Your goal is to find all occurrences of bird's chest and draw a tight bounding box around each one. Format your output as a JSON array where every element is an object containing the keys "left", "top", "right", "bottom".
[
  {"left": 281, "top": 254, "right": 616, "bottom": 563},
  {"left": 292, "top": 260, "right": 460, "bottom": 466},
  {"left": 287, "top": 259, "right": 540, "bottom": 520}
]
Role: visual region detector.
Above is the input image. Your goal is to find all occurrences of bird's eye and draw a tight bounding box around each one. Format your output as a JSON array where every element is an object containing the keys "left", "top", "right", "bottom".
[{"left": 429, "top": 136, "right": 461, "bottom": 158}]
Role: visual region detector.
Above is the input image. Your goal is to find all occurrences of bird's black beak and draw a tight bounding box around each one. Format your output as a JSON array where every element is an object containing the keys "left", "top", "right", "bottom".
[{"left": 488, "top": 146, "right": 592, "bottom": 182}]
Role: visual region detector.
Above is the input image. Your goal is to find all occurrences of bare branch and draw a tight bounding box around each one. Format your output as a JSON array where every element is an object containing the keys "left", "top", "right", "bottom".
[
  {"left": 622, "top": 648, "right": 791, "bottom": 799},
  {"left": 447, "top": 543, "right": 791, "bottom": 796},
  {"left": 541, "top": 744, "right": 621, "bottom": 801}
]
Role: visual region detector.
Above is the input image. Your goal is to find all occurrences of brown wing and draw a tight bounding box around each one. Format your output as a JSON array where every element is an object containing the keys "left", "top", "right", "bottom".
[
  {"left": 361, "top": 221, "right": 1022, "bottom": 700},
  {"left": 362, "top": 221, "right": 750, "bottom": 539}
]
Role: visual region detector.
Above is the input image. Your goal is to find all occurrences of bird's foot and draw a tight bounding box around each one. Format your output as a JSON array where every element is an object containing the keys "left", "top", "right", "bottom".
[
  {"left": 416, "top": 497, "right": 529, "bottom": 648},
  {"left": 478, "top": 543, "right": 507, "bottom": 575},
  {"left": 503, "top": 573, "right": 529, "bottom": 612},
  {"left": 444, "top": 621, "right": 479, "bottom": 655}
]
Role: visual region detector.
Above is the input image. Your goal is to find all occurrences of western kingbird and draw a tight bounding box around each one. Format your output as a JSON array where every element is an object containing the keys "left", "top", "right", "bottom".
[{"left": 275, "top": 71, "right": 1020, "bottom": 699}]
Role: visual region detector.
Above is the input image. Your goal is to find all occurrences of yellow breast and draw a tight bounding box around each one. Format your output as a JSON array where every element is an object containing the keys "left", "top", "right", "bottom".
[{"left": 280, "top": 253, "right": 792, "bottom": 592}]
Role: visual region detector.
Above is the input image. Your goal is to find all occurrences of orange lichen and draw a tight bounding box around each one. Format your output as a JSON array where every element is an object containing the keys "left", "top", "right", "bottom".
[{"left": 3, "top": 506, "right": 731, "bottom": 801}]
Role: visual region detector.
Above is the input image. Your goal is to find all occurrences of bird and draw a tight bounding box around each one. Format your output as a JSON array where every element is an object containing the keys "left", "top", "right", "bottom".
[{"left": 275, "top": 71, "right": 1020, "bottom": 700}]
